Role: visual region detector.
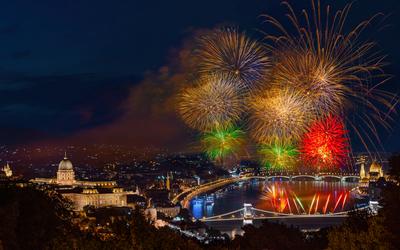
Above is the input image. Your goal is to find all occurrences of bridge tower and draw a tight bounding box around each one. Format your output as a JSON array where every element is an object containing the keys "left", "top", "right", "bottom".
[{"left": 243, "top": 203, "right": 254, "bottom": 225}]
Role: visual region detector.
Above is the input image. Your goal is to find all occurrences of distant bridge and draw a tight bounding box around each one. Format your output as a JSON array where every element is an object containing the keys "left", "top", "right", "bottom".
[
  {"left": 253, "top": 173, "right": 360, "bottom": 182},
  {"left": 171, "top": 177, "right": 241, "bottom": 206},
  {"left": 200, "top": 203, "right": 370, "bottom": 224},
  {"left": 172, "top": 173, "right": 361, "bottom": 206}
]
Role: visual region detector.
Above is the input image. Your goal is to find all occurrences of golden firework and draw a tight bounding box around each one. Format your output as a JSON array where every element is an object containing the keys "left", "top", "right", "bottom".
[
  {"left": 249, "top": 88, "right": 314, "bottom": 144},
  {"left": 263, "top": 0, "right": 398, "bottom": 151},
  {"left": 178, "top": 75, "right": 243, "bottom": 132},
  {"left": 196, "top": 28, "right": 270, "bottom": 89},
  {"left": 270, "top": 51, "right": 350, "bottom": 117}
]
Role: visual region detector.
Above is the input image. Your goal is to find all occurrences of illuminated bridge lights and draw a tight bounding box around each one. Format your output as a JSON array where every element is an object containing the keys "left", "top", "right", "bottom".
[{"left": 200, "top": 203, "right": 370, "bottom": 223}]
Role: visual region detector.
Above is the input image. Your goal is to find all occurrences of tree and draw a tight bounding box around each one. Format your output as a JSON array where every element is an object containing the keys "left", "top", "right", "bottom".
[
  {"left": 0, "top": 186, "right": 205, "bottom": 250},
  {"left": 380, "top": 153, "right": 400, "bottom": 247},
  {"left": 327, "top": 212, "right": 390, "bottom": 250},
  {"left": 388, "top": 153, "right": 400, "bottom": 182},
  {"left": 0, "top": 186, "right": 74, "bottom": 250},
  {"left": 230, "top": 221, "right": 309, "bottom": 250},
  {"left": 129, "top": 208, "right": 201, "bottom": 250},
  {"left": 326, "top": 152, "right": 400, "bottom": 250}
]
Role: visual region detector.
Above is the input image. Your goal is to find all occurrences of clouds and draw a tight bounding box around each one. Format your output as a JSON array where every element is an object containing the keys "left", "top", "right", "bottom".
[
  {"left": 0, "top": 72, "right": 136, "bottom": 142},
  {"left": 66, "top": 32, "right": 205, "bottom": 150}
]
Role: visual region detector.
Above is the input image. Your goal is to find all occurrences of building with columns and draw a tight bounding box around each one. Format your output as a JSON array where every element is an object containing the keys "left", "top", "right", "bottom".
[
  {"left": 31, "top": 154, "right": 139, "bottom": 211},
  {"left": 56, "top": 153, "right": 76, "bottom": 185},
  {"left": 31, "top": 153, "right": 116, "bottom": 187}
]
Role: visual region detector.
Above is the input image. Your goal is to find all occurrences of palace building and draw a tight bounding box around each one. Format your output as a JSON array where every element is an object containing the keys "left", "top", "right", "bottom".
[
  {"left": 31, "top": 154, "right": 139, "bottom": 210},
  {"left": 31, "top": 153, "right": 116, "bottom": 187}
]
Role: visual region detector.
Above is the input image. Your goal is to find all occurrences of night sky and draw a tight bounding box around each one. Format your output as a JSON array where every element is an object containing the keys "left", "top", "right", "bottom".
[{"left": 0, "top": 0, "right": 399, "bottom": 152}]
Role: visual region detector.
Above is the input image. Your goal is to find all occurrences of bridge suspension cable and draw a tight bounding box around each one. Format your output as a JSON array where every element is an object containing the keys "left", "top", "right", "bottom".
[
  {"left": 201, "top": 208, "right": 244, "bottom": 220},
  {"left": 200, "top": 204, "right": 371, "bottom": 222}
]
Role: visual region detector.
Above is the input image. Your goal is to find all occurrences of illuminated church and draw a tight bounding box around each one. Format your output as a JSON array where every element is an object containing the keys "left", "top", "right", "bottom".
[{"left": 31, "top": 153, "right": 138, "bottom": 210}]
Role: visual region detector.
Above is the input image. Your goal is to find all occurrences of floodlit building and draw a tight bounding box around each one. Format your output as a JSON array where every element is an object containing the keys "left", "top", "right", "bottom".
[
  {"left": 155, "top": 206, "right": 180, "bottom": 218},
  {"left": 360, "top": 161, "right": 385, "bottom": 183},
  {"left": 368, "top": 161, "right": 384, "bottom": 181},
  {"left": 1, "top": 163, "right": 12, "bottom": 177},
  {"left": 59, "top": 187, "right": 131, "bottom": 211},
  {"left": 31, "top": 153, "right": 116, "bottom": 187},
  {"left": 31, "top": 154, "right": 139, "bottom": 210}
]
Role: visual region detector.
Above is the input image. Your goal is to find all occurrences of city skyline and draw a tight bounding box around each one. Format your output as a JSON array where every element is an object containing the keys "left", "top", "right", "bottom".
[{"left": 1, "top": 1, "right": 400, "bottom": 249}]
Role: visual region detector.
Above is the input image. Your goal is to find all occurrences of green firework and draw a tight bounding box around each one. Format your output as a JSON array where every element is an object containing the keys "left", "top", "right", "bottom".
[
  {"left": 201, "top": 126, "right": 244, "bottom": 160},
  {"left": 259, "top": 143, "right": 298, "bottom": 170}
]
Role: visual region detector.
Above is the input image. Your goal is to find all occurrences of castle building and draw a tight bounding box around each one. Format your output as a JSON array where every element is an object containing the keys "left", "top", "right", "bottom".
[
  {"left": 56, "top": 153, "right": 76, "bottom": 185},
  {"left": 31, "top": 153, "right": 116, "bottom": 187},
  {"left": 59, "top": 187, "right": 131, "bottom": 211},
  {"left": 31, "top": 154, "right": 139, "bottom": 211}
]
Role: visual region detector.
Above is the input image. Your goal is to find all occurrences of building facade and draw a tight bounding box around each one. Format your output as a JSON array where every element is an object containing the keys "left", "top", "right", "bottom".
[
  {"left": 61, "top": 188, "right": 130, "bottom": 211},
  {"left": 31, "top": 154, "right": 139, "bottom": 211}
]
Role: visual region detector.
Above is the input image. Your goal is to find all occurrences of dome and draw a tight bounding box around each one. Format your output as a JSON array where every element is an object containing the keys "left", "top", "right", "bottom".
[
  {"left": 369, "top": 161, "right": 382, "bottom": 173},
  {"left": 58, "top": 155, "right": 73, "bottom": 171}
]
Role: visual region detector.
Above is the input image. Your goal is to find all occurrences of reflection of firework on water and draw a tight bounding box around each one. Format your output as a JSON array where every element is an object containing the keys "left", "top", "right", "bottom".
[
  {"left": 201, "top": 126, "right": 244, "bottom": 161},
  {"left": 250, "top": 88, "right": 314, "bottom": 144},
  {"left": 262, "top": 184, "right": 290, "bottom": 213},
  {"left": 264, "top": 0, "right": 398, "bottom": 149},
  {"left": 258, "top": 143, "right": 298, "bottom": 170},
  {"left": 196, "top": 28, "right": 270, "bottom": 89},
  {"left": 262, "top": 183, "right": 350, "bottom": 214},
  {"left": 323, "top": 194, "right": 331, "bottom": 214},
  {"left": 300, "top": 115, "right": 350, "bottom": 169},
  {"left": 178, "top": 75, "right": 243, "bottom": 131}
]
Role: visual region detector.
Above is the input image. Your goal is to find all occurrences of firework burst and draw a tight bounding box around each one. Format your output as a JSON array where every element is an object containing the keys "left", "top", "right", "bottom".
[
  {"left": 264, "top": 0, "right": 398, "bottom": 151},
  {"left": 175, "top": 1, "right": 397, "bottom": 167},
  {"left": 270, "top": 51, "right": 350, "bottom": 117},
  {"left": 201, "top": 126, "right": 244, "bottom": 161},
  {"left": 250, "top": 88, "right": 314, "bottom": 144},
  {"left": 259, "top": 143, "right": 298, "bottom": 170},
  {"left": 178, "top": 75, "right": 243, "bottom": 131},
  {"left": 300, "top": 115, "right": 350, "bottom": 169},
  {"left": 196, "top": 28, "right": 270, "bottom": 89}
]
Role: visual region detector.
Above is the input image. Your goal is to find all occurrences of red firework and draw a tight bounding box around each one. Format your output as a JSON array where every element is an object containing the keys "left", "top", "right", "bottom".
[{"left": 300, "top": 115, "right": 349, "bottom": 169}]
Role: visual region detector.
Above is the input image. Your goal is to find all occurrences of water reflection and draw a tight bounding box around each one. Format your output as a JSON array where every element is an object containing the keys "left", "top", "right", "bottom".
[
  {"left": 192, "top": 199, "right": 204, "bottom": 219},
  {"left": 261, "top": 182, "right": 351, "bottom": 214},
  {"left": 190, "top": 179, "right": 359, "bottom": 219}
]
